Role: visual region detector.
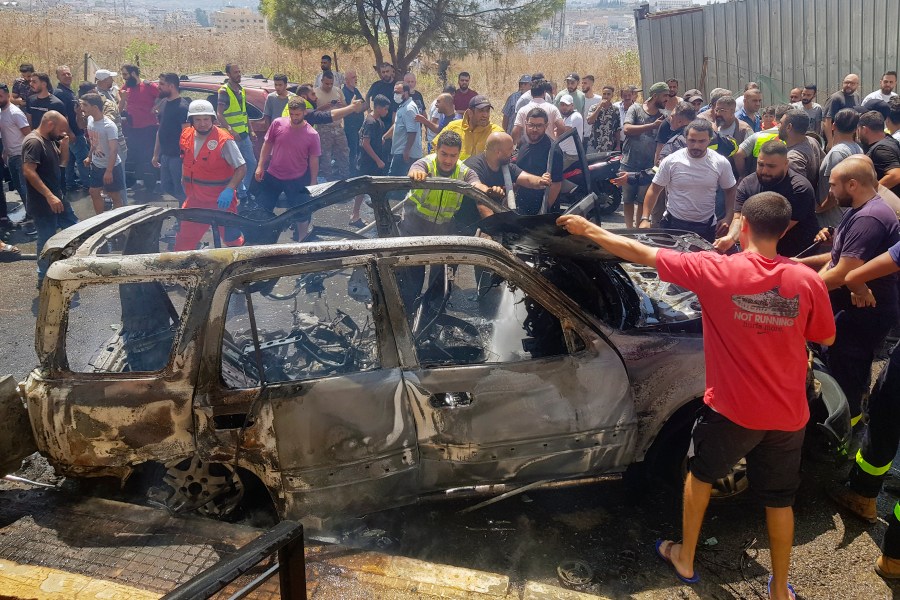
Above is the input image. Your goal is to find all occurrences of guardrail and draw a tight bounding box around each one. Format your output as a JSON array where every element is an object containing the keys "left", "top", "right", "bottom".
[{"left": 161, "top": 520, "right": 306, "bottom": 600}]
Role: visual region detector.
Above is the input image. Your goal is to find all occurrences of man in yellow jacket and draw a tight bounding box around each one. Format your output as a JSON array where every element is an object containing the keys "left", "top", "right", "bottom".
[{"left": 434, "top": 95, "right": 504, "bottom": 160}]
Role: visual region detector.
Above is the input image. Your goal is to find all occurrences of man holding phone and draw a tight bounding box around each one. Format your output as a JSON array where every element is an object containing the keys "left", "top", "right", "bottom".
[{"left": 314, "top": 71, "right": 350, "bottom": 182}]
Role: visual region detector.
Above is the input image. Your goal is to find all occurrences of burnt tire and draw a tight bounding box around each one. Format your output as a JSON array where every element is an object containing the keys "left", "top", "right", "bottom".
[{"left": 625, "top": 400, "right": 751, "bottom": 501}]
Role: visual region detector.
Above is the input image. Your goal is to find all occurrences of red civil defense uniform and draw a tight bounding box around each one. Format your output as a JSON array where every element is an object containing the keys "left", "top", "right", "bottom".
[{"left": 174, "top": 125, "right": 244, "bottom": 251}]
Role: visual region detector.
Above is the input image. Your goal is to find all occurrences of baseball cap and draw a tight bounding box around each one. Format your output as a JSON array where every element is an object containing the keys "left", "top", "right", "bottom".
[
  {"left": 686, "top": 94, "right": 704, "bottom": 103},
  {"left": 94, "top": 69, "right": 117, "bottom": 81},
  {"left": 565, "top": 73, "right": 580, "bottom": 81},
  {"left": 559, "top": 94, "right": 574, "bottom": 105},
  {"left": 519, "top": 74, "right": 532, "bottom": 84},
  {"left": 469, "top": 95, "right": 493, "bottom": 109},
  {"left": 684, "top": 88, "right": 702, "bottom": 98},
  {"left": 648, "top": 82, "right": 669, "bottom": 96}
]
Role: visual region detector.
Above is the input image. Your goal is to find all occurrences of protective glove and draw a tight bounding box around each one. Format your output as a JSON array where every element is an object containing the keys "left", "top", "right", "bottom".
[{"left": 217, "top": 187, "right": 234, "bottom": 210}]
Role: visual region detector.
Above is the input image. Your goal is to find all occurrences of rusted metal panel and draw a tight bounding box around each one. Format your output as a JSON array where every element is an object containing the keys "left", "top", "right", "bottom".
[
  {"left": 0, "top": 376, "right": 37, "bottom": 476},
  {"left": 636, "top": 0, "right": 899, "bottom": 105}
]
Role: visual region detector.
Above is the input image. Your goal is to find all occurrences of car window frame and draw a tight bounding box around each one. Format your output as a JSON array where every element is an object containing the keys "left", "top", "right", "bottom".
[
  {"left": 210, "top": 255, "right": 397, "bottom": 393},
  {"left": 376, "top": 252, "right": 594, "bottom": 370},
  {"left": 54, "top": 274, "right": 197, "bottom": 379}
]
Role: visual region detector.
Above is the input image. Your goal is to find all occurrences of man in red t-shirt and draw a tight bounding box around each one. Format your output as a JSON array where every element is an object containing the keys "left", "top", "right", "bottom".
[
  {"left": 119, "top": 64, "right": 159, "bottom": 194},
  {"left": 452, "top": 72, "right": 477, "bottom": 117},
  {"left": 558, "top": 192, "right": 835, "bottom": 600}
]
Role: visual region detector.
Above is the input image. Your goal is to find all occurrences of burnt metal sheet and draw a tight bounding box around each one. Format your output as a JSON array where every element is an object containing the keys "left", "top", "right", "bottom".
[{"left": 0, "top": 375, "right": 36, "bottom": 476}]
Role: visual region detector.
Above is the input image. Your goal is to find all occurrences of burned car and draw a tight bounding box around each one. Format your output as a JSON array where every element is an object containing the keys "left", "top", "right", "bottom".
[{"left": 1, "top": 177, "right": 850, "bottom": 527}]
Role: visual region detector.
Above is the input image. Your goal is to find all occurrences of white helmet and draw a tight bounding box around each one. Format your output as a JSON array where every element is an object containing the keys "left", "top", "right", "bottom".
[{"left": 187, "top": 99, "right": 216, "bottom": 121}]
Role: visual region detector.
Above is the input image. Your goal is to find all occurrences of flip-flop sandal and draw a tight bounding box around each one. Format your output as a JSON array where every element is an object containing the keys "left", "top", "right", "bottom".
[
  {"left": 348, "top": 218, "right": 367, "bottom": 228},
  {"left": 767, "top": 574, "right": 797, "bottom": 600},
  {"left": 0, "top": 242, "right": 21, "bottom": 257},
  {"left": 654, "top": 539, "right": 700, "bottom": 584}
]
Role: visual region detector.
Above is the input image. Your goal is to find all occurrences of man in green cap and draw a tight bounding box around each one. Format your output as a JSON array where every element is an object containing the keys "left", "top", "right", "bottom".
[{"left": 621, "top": 81, "right": 668, "bottom": 228}]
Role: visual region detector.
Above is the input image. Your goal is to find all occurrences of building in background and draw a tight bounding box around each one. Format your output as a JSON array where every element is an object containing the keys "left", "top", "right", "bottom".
[{"left": 210, "top": 7, "right": 266, "bottom": 34}]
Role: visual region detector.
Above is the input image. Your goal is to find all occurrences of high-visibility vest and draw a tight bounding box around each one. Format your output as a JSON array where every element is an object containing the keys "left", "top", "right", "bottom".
[
  {"left": 219, "top": 84, "right": 249, "bottom": 135},
  {"left": 180, "top": 125, "right": 238, "bottom": 207},
  {"left": 406, "top": 154, "right": 470, "bottom": 225},
  {"left": 752, "top": 131, "right": 782, "bottom": 157},
  {"left": 281, "top": 97, "right": 314, "bottom": 118}
]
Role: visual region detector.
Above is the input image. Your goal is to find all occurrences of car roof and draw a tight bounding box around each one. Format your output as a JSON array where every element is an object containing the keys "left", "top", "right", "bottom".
[{"left": 178, "top": 73, "right": 301, "bottom": 91}]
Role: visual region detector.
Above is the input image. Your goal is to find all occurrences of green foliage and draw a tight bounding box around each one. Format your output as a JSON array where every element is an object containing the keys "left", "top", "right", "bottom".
[
  {"left": 123, "top": 39, "right": 160, "bottom": 67},
  {"left": 260, "top": 0, "right": 564, "bottom": 73}
]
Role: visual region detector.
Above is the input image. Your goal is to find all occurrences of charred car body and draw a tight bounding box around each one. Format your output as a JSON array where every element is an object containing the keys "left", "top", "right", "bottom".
[{"left": 1, "top": 177, "right": 850, "bottom": 527}]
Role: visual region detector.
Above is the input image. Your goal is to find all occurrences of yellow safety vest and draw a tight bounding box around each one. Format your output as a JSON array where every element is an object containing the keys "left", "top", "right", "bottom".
[
  {"left": 281, "top": 98, "right": 314, "bottom": 118},
  {"left": 407, "top": 155, "right": 470, "bottom": 225},
  {"left": 752, "top": 132, "right": 782, "bottom": 157},
  {"left": 219, "top": 84, "right": 248, "bottom": 135}
]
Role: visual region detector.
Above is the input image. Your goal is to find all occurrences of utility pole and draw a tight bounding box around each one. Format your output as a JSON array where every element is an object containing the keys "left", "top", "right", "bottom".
[{"left": 547, "top": 0, "right": 566, "bottom": 49}]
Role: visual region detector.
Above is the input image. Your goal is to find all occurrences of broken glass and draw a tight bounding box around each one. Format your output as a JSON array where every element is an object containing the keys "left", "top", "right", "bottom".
[
  {"left": 221, "top": 266, "right": 381, "bottom": 388},
  {"left": 393, "top": 263, "right": 568, "bottom": 367}
]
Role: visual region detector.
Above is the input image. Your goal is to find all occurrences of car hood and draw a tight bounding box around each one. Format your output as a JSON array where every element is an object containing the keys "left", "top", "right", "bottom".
[{"left": 479, "top": 213, "right": 705, "bottom": 327}]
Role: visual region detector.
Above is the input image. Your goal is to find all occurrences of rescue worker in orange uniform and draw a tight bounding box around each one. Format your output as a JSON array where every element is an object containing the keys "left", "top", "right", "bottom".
[{"left": 174, "top": 99, "right": 247, "bottom": 251}]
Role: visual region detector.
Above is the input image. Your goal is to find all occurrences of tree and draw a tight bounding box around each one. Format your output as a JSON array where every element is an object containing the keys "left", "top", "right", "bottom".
[{"left": 260, "top": 0, "right": 564, "bottom": 75}]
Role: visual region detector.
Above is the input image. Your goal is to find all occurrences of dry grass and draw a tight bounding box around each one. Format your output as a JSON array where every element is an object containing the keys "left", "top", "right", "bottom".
[{"left": 0, "top": 7, "right": 641, "bottom": 111}]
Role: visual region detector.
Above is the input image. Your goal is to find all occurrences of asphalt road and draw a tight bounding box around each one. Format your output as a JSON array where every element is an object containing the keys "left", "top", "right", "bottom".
[{"left": 1, "top": 187, "right": 899, "bottom": 599}]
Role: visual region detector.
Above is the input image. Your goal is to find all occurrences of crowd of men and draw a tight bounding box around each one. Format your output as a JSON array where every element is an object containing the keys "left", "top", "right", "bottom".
[
  {"left": 5, "top": 55, "right": 900, "bottom": 596},
  {"left": 558, "top": 70, "right": 900, "bottom": 599}
]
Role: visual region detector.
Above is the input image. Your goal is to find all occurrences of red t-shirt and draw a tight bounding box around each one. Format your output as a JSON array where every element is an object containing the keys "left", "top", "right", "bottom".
[
  {"left": 656, "top": 249, "right": 835, "bottom": 431},
  {"left": 453, "top": 89, "right": 478, "bottom": 112},
  {"left": 124, "top": 81, "right": 160, "bottom": 129}
]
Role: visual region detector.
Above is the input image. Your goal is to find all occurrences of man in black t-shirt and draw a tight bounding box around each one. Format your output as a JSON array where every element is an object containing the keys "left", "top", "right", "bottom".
[
  {"left": 715, "top": 141, "right": 817, "bottom": 257},
  {"left": 152, "top": 73, "right": 191, "bottom": 202},
  {"left": 366, "top": 63, "right": 398, "bottom": 125},
  {"left": 351, "top": 95, "right": 392, "bottom": 227},
  {"left": 465, "top": 132, "right": 550, "bottom": 204},
  {"left": 858, "top": 110, "right": 900, "bottom": 197},
  {"left": 25, "top": 73, "right": 65, "bottom": 130},
  {"left": 824, "top": 73, "right": 860, "bottom": 148},
  {"left": 512, "top": 107, "right": 564, "bottom": 215},
  {"left": 21, "top": 111, "right": 78, "bottom": 288},
  {"left": 655, "top": 100, "right": 697, "bottom": 165},
  {"left": 458, "top": 131, "right": 550, "bottom": 231}
]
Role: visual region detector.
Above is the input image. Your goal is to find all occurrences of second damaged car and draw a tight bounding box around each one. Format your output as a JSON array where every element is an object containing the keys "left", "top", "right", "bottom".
[{"left": 3, "top": 177, "right": 850, "bottom": 528}]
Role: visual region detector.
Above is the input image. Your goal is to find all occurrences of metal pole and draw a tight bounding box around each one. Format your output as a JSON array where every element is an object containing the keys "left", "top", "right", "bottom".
[
  {"left": 84, "top": 53, "right": 89, "bottom": 82},
  {"left": 278, "top": 534, "right": 307, "bottom": 599}
]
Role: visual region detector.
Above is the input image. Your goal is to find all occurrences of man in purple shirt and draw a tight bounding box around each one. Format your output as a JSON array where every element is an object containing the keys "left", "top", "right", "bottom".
[
  {"left": 254, "top": 97, "right": 321, "bottom": 240},
  {"left": 797, "top": 155, "right": 900, "bottom": 427}
]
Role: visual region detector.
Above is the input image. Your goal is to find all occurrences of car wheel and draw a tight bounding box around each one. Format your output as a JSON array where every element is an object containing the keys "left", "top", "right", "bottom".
[
  {"left": 593, "top": 180, "right": 622, "bottom": 216},
  {"left": 681, "top": 456, "right": 750, "bottom": 499},
  {"left": 627, "top": 400, "right": 749, "bottom": 501}
]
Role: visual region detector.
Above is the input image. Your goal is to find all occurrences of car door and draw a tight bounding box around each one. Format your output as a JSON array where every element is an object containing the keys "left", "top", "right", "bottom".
[
  {"left": 378, "top": 251, "right": 637, "bottom": 491},
  {"left": 197, "top": 255, "right": 420, "bottom": 522}
]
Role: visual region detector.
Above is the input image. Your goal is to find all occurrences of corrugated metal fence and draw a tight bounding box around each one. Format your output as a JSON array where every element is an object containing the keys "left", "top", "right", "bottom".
[{"left": 635, "top": 0, "right": 900, "bottom": 104}]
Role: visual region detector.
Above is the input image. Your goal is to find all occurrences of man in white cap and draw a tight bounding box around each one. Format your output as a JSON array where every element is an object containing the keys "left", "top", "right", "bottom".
[
  {"left": 94, "top": 69, "right": 120, "bottom": 105},
  {"left": 558, "top": 94, "right": 584, "bottom": 168}
]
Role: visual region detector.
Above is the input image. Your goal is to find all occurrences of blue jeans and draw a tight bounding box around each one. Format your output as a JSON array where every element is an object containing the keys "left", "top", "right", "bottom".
[
  {"left": 159, "top": 154, "right": 185, "bottom": 202},
  {"left": 64, "top": 134, "right": 90, "bottom": 190},
  {"left": 35, "top": 200, "right": 79, "bottom": 285},
  {"left": 6, "top": 154, "right": 28, "bottom": 201},
  {"left": 235, "top": 135, "right": 257, "bottom": 201}
]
